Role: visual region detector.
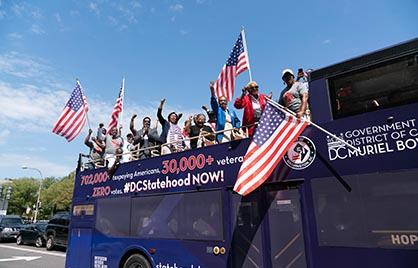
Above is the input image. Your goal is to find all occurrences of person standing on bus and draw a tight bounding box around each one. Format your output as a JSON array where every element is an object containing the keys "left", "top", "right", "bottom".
[
  {"left": 201, "top": 105, "right": 217, "bottom": 132},
  {"left": 278, "top": 69, "right": 310, "bottom": 119},
  {"left": 234, "top": 81, "right": 270, "bottom": 137},
  {"left": 130, "top": 114, "right": 159, "bottom": 159},
  {"left": 157, "top": 98, "right": 184, "bottom": 154},
  {"left": 96, "top": 123, "right": 106, "bottom": 142},
  {"left": 185, "top": 114, "right": 215, "bottom": 149},
  {"left": 84, "top": 129, "right": 105, "bottom": 169},
  {"left": 105, "top": 126, "right": 124, "bottom": 167},
  {"left": 210, "top": 82, "right": 241, "bottom": 143}
]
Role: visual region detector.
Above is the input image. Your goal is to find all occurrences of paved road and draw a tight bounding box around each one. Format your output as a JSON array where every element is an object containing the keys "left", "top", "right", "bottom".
[{"left": 0, "top": 242, "right": 66, "bottom": 268}]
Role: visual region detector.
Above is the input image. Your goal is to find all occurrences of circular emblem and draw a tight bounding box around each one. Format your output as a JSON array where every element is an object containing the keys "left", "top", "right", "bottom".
[{"left": 283, "top": 136, "right": 316, "bottom": 170}]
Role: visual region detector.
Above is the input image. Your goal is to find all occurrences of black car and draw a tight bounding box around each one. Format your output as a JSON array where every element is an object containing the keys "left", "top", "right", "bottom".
[
  {"left": 45, "top": 212, "right": 70, "bottom": 250},
  {"left": 16, "top": 222, "right": 47, "bottom": 247},
  {"left": 0, "top": 215, "right": 24, "bottom": 242}
]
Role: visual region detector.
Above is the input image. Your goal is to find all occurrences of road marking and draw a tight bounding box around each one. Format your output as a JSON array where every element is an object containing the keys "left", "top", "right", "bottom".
[
  {"left": 0, "top": 256, "right": 41, "bottom": 262},
  {"left": 0, "top": 245, "right": 66, "bottom": 257}
]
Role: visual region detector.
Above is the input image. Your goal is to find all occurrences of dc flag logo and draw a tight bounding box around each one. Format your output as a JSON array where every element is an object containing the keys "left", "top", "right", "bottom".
[{"left": 283, "top": 136, "right": 316, "bottom": 170}]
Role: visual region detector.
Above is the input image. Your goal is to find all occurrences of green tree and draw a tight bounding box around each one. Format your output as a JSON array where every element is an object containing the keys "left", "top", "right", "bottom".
[
  {"left": 7, "top": 178, "right": 38, "bottom": 217},
  {"left": 40, "top": 172, "right": 75, "bottom": 219}
]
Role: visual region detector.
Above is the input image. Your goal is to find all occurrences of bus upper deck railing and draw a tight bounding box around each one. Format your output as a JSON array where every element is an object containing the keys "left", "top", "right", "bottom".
[{"left": 80, "top": 124, "right": 253, "bottom": 170}]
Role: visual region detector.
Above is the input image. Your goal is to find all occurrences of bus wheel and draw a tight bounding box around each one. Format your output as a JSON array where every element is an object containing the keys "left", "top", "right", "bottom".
[
  {"left": 123, "top": 254, "right": 151, "bottom": 268},
  {"left": 46, "top": 235, "right": 55, "bottom": 251}
]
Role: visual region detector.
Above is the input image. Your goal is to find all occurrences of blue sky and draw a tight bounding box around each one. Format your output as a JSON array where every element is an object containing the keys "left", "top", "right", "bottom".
[{"left": 0, "top": 0, "right": 417, "bottom": 179}]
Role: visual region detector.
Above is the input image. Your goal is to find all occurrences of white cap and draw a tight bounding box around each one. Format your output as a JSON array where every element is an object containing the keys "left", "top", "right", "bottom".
[{"left": 282, "top": 68, "right": 294, "bottom": 78}]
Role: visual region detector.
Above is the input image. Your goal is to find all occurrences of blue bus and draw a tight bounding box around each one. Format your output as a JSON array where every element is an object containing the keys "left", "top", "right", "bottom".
[{"left": 66, "top": 38, "right": 418, "bottom": 268}]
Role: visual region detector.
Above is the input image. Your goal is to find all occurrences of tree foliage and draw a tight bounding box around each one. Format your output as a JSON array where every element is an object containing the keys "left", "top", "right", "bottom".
[
  {"left": 6, "top": 171, "right": 75, "bottom": 220},
  {"left": 7, "top": 178, "right": 38, "bottom": 216},
  {"left": 40, "top": 172, "right": 75, "bottom": 219}
]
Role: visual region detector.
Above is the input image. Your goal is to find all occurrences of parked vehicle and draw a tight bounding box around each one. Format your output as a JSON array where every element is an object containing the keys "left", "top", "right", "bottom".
[
  {"left": 45, "top": 212, "right": 70, "bottom": 250},
  {"left": 0, "top": 215, "right": 24, "bottom": 242},
  {"left": 16, "top": 222, "right": 47, "bottom": 247}
]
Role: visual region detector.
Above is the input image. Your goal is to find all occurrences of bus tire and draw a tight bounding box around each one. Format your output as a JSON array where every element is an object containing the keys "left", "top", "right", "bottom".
[
  {"left": 122, "top": 254, "right": 151, "bottom": 268},
  {"left": 46, "top": 235, "right": 55, "bottom": 251}
]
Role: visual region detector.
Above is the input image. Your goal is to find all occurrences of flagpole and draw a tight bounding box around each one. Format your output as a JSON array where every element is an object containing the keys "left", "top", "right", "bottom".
[
  {"left": 241, "top": 26, "right": 253, "bottom": 82},
  {"left": 119, "top": 77, "right": 125, "bottom": 132},
  {"left": 76, "top": 79, "right": 92, "bottom": 130},
  {"left": 266, "top": 99, "right": 361, "bottom": 153}
]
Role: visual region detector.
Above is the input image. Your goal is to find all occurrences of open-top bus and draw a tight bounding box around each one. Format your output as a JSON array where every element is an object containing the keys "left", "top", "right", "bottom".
[{"left": 65, "top": 38, "right": 418, "bottom": 268}]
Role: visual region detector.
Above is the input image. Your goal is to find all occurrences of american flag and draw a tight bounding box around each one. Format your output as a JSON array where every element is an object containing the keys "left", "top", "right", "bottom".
[
  {"left": 213, "top": 31, "right": 249, "bottom": 101},
  {"left": 233, "top": 102, "right": 309, "bottom": 196},
  {"left": 52, "top": 81, "right": 88, "bottom": 142},
  {"left": 108, "top": 78, "right": 125, "bottom": 131}
]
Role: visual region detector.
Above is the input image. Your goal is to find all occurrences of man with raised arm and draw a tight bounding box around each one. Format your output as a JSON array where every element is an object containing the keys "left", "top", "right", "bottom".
[
  {"left": 209, "top": 82, "right": 241, "bottom": 143},
  {"left": 84, "top": 129, "right": 105, "bottom": 169}
]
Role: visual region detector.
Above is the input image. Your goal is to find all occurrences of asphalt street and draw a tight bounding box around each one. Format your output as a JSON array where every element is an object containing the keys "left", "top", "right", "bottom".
[{"left": 0, "top": 242, "right": 66, "bottom": 268}]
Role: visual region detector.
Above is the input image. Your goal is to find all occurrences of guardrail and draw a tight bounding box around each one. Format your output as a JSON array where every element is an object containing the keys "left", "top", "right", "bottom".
[{"left": 80, "top": 124, "right": 254, "bottom": 170}]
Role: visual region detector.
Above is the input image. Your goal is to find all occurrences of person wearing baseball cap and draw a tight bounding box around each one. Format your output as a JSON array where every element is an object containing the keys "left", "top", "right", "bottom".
[{"left": 278, "top": 68, "right": 310, "bottom": 119}]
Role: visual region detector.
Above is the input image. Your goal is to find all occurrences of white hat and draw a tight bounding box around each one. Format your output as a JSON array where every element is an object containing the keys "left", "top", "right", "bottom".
[{"left": 282, "top": 68, "right": 294, "bottom": 78}]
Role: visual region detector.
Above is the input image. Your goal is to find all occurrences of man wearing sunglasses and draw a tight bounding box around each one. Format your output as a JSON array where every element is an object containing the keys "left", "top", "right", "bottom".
[{"left": 234, "top": 81, "right": 270, "bottom": 137}]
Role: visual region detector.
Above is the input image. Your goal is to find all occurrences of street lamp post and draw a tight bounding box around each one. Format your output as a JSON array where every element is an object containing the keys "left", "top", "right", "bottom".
[{"left": 22, "top": 166, "right": 43, "bottom": 223}]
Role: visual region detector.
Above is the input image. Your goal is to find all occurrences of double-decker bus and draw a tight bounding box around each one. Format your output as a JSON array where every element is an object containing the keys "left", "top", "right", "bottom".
[{"left": 65, "top": 38, "right": 418, "bottom": 268}]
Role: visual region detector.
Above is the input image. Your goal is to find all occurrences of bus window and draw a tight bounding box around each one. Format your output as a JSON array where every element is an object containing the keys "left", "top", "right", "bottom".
[
  {"left": 329, "top": 54, "right": 418, "bottom": 119},
  {"left": 130, "top": 190, "right": 223, "bottom": 241},
  {"left": 96, "top": 197, "right": 131, "bottom": 237},
  {"left": 311, "top": 169, "right": 418, "bottom": 249}
]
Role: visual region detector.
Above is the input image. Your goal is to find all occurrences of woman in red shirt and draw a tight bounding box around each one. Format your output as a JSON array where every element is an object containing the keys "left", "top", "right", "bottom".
[{"left": 234, "top": 81, "right": 270, "bottom": 137}]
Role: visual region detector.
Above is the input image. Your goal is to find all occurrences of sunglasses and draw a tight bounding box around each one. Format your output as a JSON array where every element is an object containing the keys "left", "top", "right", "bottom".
[{"left": 248, "top": 86, "right": 259, "bottom": 90}]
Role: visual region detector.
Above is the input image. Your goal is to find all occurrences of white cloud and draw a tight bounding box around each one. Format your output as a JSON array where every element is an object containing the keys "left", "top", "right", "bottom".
[
  {"left": 70, "top": 10, "right": 80, "bottom": 17},
  {"left": 54, "top": 13, "right": 62, "bottom": 23},
  {"left": 0, "top": 129, "right": 10, "bottom": 145},
  {"left": 131, "top": 0, "right": 141, "bottom": 9},
  {"left": 8, "top": 32, "right": 23, "bottom": 40},
  {"left": 0, "top": 52, "right": 50, "bottom": 78},
  {"left": 0, "top": 81, "right": 68, "bottom": 133},
  {"left": 170, "top": 4, "right": 184, "bottom": 12},
  {"left": 31, "top": 9, "right": 42, "bottom": 19},
  {"left": 30, "top": 24, "right": 45, "bottom": 35},
  {"left": 0, "top": 153, "right": 74, "bottom": 178},
  {"left": 116, "top": 5, "right": 137, "bottom": 24},
  {"left": 89, "top": 2, "right": 100, "bottom": 16},
  {"left": 0, "top": 52, "right": 200, "bottom": 135},
  {"left": 196, "top": 0, "right": 206, "bottom": 4},
  {"left": 180, "top": 30, "right": 188, "bottom": 35},
  {"left": 322, "top": 39, "right": 331, "bottom": 45},
  {"left": 108, "top": 15, "right": 118, "bottom": 26},
  {"left": 11, "top": 3, "right": 25, "bottom": 16}
]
